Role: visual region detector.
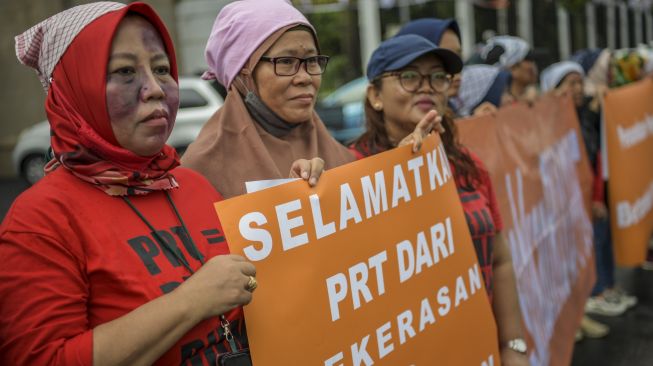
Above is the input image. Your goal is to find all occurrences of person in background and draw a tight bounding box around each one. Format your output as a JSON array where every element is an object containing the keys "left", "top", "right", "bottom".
[
  {"left": 0, "top": 2, "right": 307, "bottom": 364},
  {"left": 396, "top": 18, "right": 463, "bottom": 102},
  {"left": 451, "top": 64, "right": 512, "bottom": 117},
  {"left": 350, "top": 34, "right": 530, "bottom": 366},
  {"left": 644, "top": 234, "right": 653, "bottom": 270},
  {"left": 395, "top": 20, "right": 519, "bottom": 118},
  {"left": 572, "top": 48, "right": 644, "bottom": 304},
  {"left": 572, "top": 48, "right": 614, "bottom": 117},
  {"left": 181, "top": 0, "right": 353, "bottom": 198},
  {"left": 541, "top": 61, "right": 638, "bottom": 339},
  {"left": 481, "top": 35, "right": 538, "bottom": 104},
  {"left": 467, "top": 29, "right": 498, "bottom": 65}
]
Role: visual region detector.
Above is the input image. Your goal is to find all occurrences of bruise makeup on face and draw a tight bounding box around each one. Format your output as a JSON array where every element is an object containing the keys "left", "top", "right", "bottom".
[
  {"left": 138, "top": 17, "right": 179, "bottom": 115},
  {"left": 106, "top": 15, "right": 179, "bottom": 156},
  {"left": 106, "top": 24, "right": 177, "bottom": 122}
]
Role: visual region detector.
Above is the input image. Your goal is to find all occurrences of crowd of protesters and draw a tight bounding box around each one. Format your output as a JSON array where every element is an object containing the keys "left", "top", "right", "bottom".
[
  {"left": 395, "top": 15, "right": 652, "bottom": 342},
  {"left": 1, "top": 0, "right": 652, "bottom": 365}
]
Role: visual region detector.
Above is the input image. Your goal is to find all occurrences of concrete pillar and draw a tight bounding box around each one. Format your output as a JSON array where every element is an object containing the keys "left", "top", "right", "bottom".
[
  {"left": 497, "top": 7, "right": 508, "bottom": 35},
  {"left": 647, "top": 9, "right": 653, "bottom": 43},
  {"left": 358, "top": 0, "right": 382, "bottom": 74},
  {"left": 455, "top": 0, "right": 475, "bottom": 60},
  {"left": 176, "top": 0, "right": 230, "bottom": 75},
  {"left": 607, "top": 0, "right": 617, "bottom": 50},
  {"left": 586, "top": 2, "right": 597, "bottom": 49},
  {"left": 398, "top": 0, "right": 410, "bottom": 24},
  {"left": 635, "top": 8, "right": 643, "bottom": 46},
  {"left": 517, "top": 0, "right": 533, "bottom": 45},
  {"left": 619, "top": 1, "right": 629, "bottom": 48},
  {"left": 557, "top": 4, "right": 571, "bottom": 60}
]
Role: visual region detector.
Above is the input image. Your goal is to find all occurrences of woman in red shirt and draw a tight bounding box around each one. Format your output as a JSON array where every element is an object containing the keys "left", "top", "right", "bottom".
[
  {"left": 0, "top": 2, "right": 320, "bottom": 365},
  {"left": 350, "top": 34, "right": 529, "bottom": 366}
]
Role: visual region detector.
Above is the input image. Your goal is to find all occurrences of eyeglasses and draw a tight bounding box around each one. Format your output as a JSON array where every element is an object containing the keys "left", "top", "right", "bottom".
[
  {"left": 259, "top": 55, "right": 330, "bottom": 76},
  {"left": 378, "top": 70, "right": 452, "bottom": 93}
]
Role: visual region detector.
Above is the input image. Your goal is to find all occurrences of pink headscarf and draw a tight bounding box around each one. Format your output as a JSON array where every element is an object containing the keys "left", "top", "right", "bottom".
[
  {"left": 182, "top": 0, "right": 354, "bottom": 198},
  {"left": 202, "top": 0, "right": 315, "bottom": 88}
]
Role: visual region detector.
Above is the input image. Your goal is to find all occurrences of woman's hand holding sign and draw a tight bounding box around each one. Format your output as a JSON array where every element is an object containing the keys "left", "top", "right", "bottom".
[{"left": 176, "top": 255, "right": 257, "bottom": 320}]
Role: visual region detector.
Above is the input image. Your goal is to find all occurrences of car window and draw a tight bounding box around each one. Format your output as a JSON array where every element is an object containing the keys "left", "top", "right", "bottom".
[
  {"left": 322, "top": 77, "right": 367, "bottom": 107},
  {"left": 179, "top": 88, "right": 208, "bottom": 109}
]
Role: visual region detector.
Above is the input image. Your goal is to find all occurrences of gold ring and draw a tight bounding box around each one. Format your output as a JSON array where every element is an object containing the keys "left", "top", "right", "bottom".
[{"left": 246, "top": 276, "right": 258, "bottom": 292}]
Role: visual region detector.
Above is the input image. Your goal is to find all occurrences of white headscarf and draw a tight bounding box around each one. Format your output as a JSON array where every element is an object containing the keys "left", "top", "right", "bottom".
[
  {"left": 540, "top": 61, "right": 585, "bottom": 92},
  {"left": 481, "top": 35, "right": 530, "bottom": 69},
  {"left": 451, "top": 64, "right": 501, "bottom": 117}
]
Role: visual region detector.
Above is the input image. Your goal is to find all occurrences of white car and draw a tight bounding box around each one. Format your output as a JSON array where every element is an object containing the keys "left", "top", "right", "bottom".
[{"left": 12, "top": 77, "right": 223, "bottom": 185}]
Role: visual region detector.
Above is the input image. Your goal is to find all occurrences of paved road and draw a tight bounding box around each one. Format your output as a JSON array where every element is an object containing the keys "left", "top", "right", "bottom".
[{"left": 571, "top": 267, "right": 653, "bottom": 366}]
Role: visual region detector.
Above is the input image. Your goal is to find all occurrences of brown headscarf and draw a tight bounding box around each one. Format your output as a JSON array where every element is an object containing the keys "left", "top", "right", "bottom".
[{"left": 182, "top": 26, "right": 354, "bottom": 198}]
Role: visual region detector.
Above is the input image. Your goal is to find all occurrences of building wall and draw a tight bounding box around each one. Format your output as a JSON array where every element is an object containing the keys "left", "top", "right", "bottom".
[{"left": 176, "top": 0, "right": 232, "bottom": 76}]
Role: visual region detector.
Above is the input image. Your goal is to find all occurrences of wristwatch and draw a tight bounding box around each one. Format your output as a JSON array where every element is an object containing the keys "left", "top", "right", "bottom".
[{"left": 504, "top": 338, "right": 528, "bottom": 354}]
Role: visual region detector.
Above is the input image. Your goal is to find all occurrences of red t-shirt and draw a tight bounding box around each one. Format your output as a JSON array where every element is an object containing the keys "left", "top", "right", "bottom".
[
  {"left": 449, "top": 153, "right": 503, "bottom": 298},
  {"left": 0, "top": 167, "right": 245, "bottom": 365},
  {"left": 349, "top": 142, "right": 503, "bottom": 298}
]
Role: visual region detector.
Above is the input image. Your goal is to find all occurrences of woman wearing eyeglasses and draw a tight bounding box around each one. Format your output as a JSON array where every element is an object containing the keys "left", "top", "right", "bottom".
[
  {"left": 350, "top": 34, "right": 460, "bottom": 159},
  {"left": 351, "top": 35, "right": 530, "bottom": 366},
  {"left": 180, "top": 0, "right": 355, "bottom": 198}
]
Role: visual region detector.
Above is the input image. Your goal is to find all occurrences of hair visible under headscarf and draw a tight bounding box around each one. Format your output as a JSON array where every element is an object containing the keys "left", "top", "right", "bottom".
[
  {"left": 481, "top": 35, "right": 531, "bottom": 69},
  {"left": 16, "top": 2, "right": 181, "bottom": 196}
]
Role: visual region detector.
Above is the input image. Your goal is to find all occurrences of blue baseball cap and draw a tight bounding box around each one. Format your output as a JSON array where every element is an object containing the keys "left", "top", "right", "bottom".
[{"left": 366, "top": 34, "right": 463, "bottom": 81}]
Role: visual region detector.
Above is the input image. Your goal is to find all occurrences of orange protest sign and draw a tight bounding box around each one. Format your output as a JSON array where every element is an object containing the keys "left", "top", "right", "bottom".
[
  {"left": 603, "top": 78, "right": 653, "bottom": 266},
  {"left": 458, "top": 95, "right": 595, "bottom": 366},
  {"left": 214, "top": 134, "right": 499, "bottom": 365}
]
